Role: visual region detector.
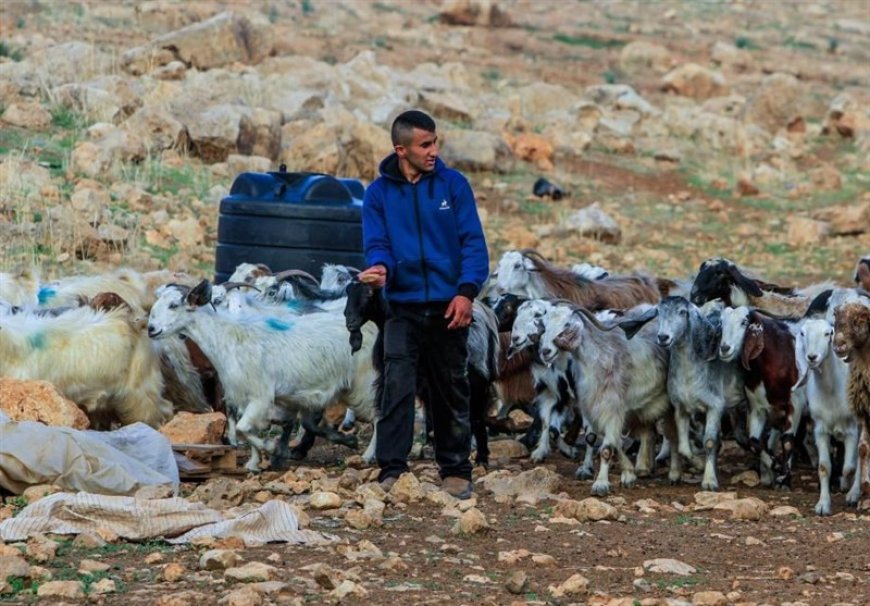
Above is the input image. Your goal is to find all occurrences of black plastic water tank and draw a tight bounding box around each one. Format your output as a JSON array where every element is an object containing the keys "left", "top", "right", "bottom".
[{"left": 215, "top": 168, "right": 367, "bottom": 283}]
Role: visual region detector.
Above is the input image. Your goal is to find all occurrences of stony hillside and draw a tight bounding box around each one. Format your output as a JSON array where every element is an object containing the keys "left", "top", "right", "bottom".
[{"left": 1, "top": 0, "right": 868, "bottom": 286}]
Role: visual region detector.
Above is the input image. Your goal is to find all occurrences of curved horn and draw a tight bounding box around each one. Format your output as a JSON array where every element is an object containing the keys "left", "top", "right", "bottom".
[
  {"left": 343, "top": 266, "right": 362, "bottom": 274},
  {"left": 571, "top": 306, "right": 622, "bottom": 331},
  {"left": 272, "top": 269, "right": 319, "bottom": 284},
  {"left": 222, "top": 281, "right": 262, "bottom": 293}
]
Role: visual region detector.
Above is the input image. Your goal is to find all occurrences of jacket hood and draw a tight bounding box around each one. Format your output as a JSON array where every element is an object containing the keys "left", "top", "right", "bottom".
[{"left": 378, "top": 153, "right": 445, "bottom": 183}]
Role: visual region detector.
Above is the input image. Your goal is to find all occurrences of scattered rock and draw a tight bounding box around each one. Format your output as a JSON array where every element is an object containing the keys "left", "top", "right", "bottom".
[
  {"left": 309, "top": 491, "right": 342, "bottom": 510},
  {"left": 620, "top": 40, "right": 673, "bottom": 75},
  {"left": 440, "top": 0, "right": 512, "bottom": 27},
  {"left": 714, "top": 497, "right": 769, "bottom": 521},
  {"left": 729, "top": 470, "right": 760, "bottom": 487},
  {"left": 643, "top": 558, "right": 697, "bottom": 576},
  {"left": 487, "top": 439, "right": 529, "bottom": 459},
  {"left": 769, "top": 505, "right": 802, "bottom": 518},
  {"left": 662, "top": 63, "right": 729, "bottom": 100},
  {"left": 479, "top": 467, "right": 561, "bottom": 504},
  {"left": 200, "top": 549, "right": 242, "bottom": 571},
  {"left": 162, "top": 562, "right": 186, "bottom": 582},
  {"left": 36, "top": 580, "right": 84, "bottom": 599},
  {"left": 562, "top": 202, "right": 622, "bottom": 244},
  {"left": 548, "top": 573, "right": 589, "bottom": 597},
  {"left": 0, "top": 378, "right": 90, "bottom": 429},
  {"left": 692, "top": 590, "right": 728, "bottom": 605},
  {"left": 504, "top": 570, "right": 528, "bottom": 594},
  {"left": 554, "top": 498, "right": 619, "bottom": 522},
  {"left": 453, "top": 507, "right": 489, "bottom": 534},
  {"left": 224, "top": 562, "right": 277, "bottom": 583},
  {"left": 787, "top": 217, "right": 829, "bottom": 246},
  {"left": 389, "top": 472, "right": 425, "bottom": 504}
]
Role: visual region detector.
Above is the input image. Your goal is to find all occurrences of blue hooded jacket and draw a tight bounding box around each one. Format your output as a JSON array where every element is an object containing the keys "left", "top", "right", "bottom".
[{"left": 363, "top": 154, "right": 489, "bottom": 304}]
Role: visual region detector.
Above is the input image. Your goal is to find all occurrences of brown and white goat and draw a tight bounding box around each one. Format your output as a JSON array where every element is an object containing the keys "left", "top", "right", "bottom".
[
  {"left": 493, "top": 249, "right": 662, "bottom": 311},
  {"left": 833, "top": 301, "right": 870, "bottom": 500},
  {"left": 719, "top": 306, "right": 806, "bottom": 487}
]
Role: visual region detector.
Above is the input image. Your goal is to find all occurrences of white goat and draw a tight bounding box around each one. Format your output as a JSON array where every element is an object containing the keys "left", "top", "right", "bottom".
[
  {"left": 538, "top": 304, "right": 677, "bottom": 495},
  {"left": 795, "top": 316, "right": 862, "bottom": 514},
  {"left": 147, "top": 281, "right": 378, "bottom": 471},
  {"left": 0, "top": 303, "right": 171, "bottom": 428},
  {"left": 0, "top": 266, "right": 39, "bottom": 306}
]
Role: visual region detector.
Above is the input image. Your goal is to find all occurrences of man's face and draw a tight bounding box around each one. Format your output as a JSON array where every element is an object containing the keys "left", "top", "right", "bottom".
[{"left": 397, "top": 127, "right": 438, "bottom": 174}]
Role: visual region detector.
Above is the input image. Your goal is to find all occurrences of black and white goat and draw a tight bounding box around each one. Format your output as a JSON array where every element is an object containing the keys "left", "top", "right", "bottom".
[{"left": 690, "top": 257, "right": 833, "bottom": 317}]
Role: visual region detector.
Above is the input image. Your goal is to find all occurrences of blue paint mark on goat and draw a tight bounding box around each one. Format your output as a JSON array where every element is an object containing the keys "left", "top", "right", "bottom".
[
  {"left": 266, "top": 317, "right": 293, "bottom": 331},
  {"left": 37, "top": 287, "right": 56, "bottom": 305},
  {"left": 28, "top": 331, "right": 47, "bottom": 350}
]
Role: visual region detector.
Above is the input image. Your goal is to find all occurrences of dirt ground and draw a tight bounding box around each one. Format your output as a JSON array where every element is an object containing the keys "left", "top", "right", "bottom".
[{"left": 6, "top": 435, "right": 870, "bottom": 606}]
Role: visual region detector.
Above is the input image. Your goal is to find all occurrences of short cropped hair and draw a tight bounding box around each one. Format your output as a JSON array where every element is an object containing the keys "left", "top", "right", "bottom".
[{"left": 391, "top": 110, "right": 436, "bottom": 147}]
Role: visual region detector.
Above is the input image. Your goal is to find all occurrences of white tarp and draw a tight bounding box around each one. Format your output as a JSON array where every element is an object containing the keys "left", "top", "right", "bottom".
[
  {"left": 0, "top": 412, "right": 178, "bottom": 496},
  {"left": 0, "top": 492, "right": 336, "bottom": 546}
]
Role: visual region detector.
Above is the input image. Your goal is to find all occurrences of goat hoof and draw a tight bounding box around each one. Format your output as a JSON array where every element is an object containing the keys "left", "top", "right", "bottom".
[
  {"left": 287, "top": 448, "right": 308, "bottom": 461},
  {"left": 701, "top": 482, "right": 719, "bottom": 492},
  {"left": 814, "top": 502, "right": 832, "bottom": 516},
  {"left": 574, "top": 468, "right": 594, "bottom": 480},
  {"left": 590, "top": 482, "right": 610, "bottom": 496}
]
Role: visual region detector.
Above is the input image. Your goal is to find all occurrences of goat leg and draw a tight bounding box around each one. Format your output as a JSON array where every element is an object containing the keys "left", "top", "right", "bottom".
[{"left": 814, "top": 423, "right": 833, "bottom": 515}]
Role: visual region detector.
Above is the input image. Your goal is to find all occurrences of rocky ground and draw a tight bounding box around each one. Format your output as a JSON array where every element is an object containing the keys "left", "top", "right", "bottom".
[
  {"left": 3, "top": 437, "right": 870, "bottom": 606},
  {"left": 1, "top": 0, "right": 870, "bottom": 604}
]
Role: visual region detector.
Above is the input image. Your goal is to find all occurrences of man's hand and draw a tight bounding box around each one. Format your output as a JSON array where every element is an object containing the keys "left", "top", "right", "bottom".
[
  {"left": 445, "top": 295, "right": 473, "bottom": 329},
  {"left": 358, "top": 265, "right": 387, "bottom": 288}
]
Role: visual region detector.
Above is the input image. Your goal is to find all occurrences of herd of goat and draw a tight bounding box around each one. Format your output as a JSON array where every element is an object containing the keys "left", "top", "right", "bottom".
[{"left": 1, "top": 251, "right": 870, "bottom": 516}]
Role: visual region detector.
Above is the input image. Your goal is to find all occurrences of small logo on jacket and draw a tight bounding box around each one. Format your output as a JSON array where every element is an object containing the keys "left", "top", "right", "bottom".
[{"left": 439, "top": 199, "right": 451, "bottom": 210}]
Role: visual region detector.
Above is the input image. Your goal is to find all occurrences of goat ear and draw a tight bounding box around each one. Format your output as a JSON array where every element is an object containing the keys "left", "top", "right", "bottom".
[
  {"left": 694, "top": 316, "right": 722, "bottom": 361},
  {"left": 792, "top": 334, "right": 809, "bottom": 391},
  {"left": 618, "top": 307, "right": 658, "bottom": 340},
  {"left": 856, "top": 261, "right": 870, "bottom": 288},
  {"left": 554, "top": 323, "right": 581, "bottom": 350},
  {"left": 188, "top": 280, "right": 212, "bottom": 307},
  {"left": 726, "top": 264, "right": 763, "bottom": 297},
  {"left": 741, "top": 322, "right": 765, "bottom": 370}
]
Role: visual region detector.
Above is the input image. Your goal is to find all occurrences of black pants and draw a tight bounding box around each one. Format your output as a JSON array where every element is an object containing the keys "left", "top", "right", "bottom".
[{"left": 377, "top": 302, "right": 472, "bottom": 482}]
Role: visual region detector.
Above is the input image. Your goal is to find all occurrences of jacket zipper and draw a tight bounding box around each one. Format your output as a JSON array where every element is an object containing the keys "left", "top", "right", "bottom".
[{"left": 412, "top": 183, "right": 430, "bottom": 301}]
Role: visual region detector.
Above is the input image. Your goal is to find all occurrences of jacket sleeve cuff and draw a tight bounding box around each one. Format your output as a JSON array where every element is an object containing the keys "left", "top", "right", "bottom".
[{"left": 458, "top": 283, "right": 479, "bottom": 300}]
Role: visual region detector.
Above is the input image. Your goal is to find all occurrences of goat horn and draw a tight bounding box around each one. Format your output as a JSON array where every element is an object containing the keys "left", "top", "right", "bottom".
[
  {"left": 571, "top": 306, "right": 621, "bottom": 331},
  {"left": 344, "top": 266, "right": 361, "bottom": 274},
  {"left": 272, "top": 269, "right": 319, "bottom": 284},
  {"left": 222, "top": 281, "right": 262, "bottom": 293}
]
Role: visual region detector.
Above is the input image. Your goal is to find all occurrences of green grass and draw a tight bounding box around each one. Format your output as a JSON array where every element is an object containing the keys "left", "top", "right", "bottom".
[
  {"left": 655, "top": 575, "right": 702, "bottom": 589},
  {"left": 784, "top": 35, "right": 817, "bottom": 51},
  {"left": 140, "top": 241, "right": 180, "bottom": 266},
  {"left": 50, "top": 106, "right": 87, "bottom": 131},
  {"left": 734, "top": 36, "right": 761, "bottom": 50},
  {"left": 0, "top": 41, "right": 25, "bottom": 61},
  {"left": 553, "top": 33, "right": 625, "bottom": 49}
]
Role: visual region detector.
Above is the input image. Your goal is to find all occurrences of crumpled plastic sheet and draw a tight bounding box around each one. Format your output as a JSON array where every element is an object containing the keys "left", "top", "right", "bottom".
[
  {"left": 0, "top": 492, "right": 336, "bottom": 546},
  {"left": 0, "top": 411, "right": 178, "bottom": 496}
]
